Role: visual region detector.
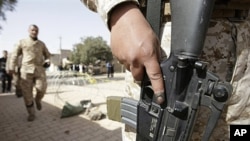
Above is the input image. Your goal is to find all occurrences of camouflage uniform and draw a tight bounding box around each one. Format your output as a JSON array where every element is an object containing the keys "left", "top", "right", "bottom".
[
  {"left": 81, "top": 0, "right": 250, "bottom": 140},
  {"left": 10, "top": 37, "right": 51, "bottom": 119},
  {"left": 226, "top": 20, "right": 250, "bottom": 125},
  {"left": 194, "top": 19, "right": 250, "bottom": 141}
]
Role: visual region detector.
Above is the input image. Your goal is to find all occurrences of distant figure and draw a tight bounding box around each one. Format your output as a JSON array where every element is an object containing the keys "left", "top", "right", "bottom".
[
  {"left": 74, "top": 64, "right": 80, "bottom": 72},
  {"left": 81, "top": 63, "right": 86, "bottom": 73},
  {"left": 106, "top": 61, "right": 114, "bottom": 78},
  {"left": 0, "top": 50, "right": 12, "bottom": 93},
  {"left": 9, "top": 24, "right": 51, "bottom": 122},
  {"left": 57, "top": 65, "right": 63, "bottom": 71},
  {"left": 6, "top": 53, "right": 23, "bottom": 97}
]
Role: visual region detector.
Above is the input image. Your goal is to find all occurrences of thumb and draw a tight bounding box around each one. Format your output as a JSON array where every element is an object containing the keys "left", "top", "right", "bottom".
[{"left": 144, "top": 58, "right": 165, "bottom": 104}]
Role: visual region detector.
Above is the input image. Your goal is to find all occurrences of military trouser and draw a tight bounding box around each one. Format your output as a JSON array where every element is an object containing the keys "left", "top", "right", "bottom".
[{"left": 20, "top": 68, "right": 47, "bottom": 109}]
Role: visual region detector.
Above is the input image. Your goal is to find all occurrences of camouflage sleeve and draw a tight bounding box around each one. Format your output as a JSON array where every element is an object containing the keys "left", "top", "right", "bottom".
[
  {"left": 9, "top": 40, "right": 22, "bottom": 71},
  {"left": 80, "top": 0, "right": 139, "bottom": 27}
]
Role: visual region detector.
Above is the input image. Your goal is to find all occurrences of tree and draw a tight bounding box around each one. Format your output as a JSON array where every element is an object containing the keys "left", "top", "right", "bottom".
[
  {"left": 0, "top": 0, "right": 18, "bottom": 30},
  {"left": 71, "top": 36, "right": 113, "bottom": 65}
]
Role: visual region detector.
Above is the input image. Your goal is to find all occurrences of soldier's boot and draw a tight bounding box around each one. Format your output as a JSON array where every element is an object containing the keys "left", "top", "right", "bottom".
[{"left": 26, "top": 103, "right": 35, "bottom": 122}]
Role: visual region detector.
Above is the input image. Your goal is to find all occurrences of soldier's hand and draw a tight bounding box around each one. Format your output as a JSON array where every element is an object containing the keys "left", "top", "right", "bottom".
[
  {"left": 43, "top": 61, "right": 51, "bottom": 68},
  {"left": 109, "top": 2, "right": 164, "bottom": 104}
]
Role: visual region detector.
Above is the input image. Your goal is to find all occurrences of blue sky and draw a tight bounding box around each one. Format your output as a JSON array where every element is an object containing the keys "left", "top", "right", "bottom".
[{"left": 0, "top": 0, "right": 110, "bottom": 54}]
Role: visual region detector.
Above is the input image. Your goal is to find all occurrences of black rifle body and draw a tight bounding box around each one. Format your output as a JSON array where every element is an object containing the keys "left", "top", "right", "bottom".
[
  {"left": 120, "top": 0, "right": 232, "bottom": 141},
  {"left": 135, "top": 0, "right": 232, "bottom": 141}
]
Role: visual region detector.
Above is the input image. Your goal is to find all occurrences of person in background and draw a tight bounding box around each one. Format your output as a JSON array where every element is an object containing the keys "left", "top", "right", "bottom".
[
  {"left": 0, "top": 50, "right": 12, "bottom": 93},
  {"left": 106, "top": 61, "right": 112, "bottom": 78},
  {"left": 6, "top": 53, "right": 23, "bottom": 97},
  {"left": 81, "top": 63, "right": 86, "bottom": 73},
  {"left": 9, "top": 24, "right": 51, "bottom": 122}
]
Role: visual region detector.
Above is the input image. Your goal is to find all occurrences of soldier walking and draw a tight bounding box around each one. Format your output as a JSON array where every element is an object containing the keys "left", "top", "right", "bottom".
[
  {"left": 0, "top": 50, "right": 12, "bottom": 93},
  {"left": 9, "top": 24, "right": 51, "bottom": 121}
]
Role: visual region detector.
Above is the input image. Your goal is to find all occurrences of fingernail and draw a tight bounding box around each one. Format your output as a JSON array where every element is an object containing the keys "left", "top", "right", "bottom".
[{"left": 155, "top": 92, "right": 165, "bottom": 104}]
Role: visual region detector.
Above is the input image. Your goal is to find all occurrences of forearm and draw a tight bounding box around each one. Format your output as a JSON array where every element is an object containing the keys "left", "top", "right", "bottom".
[
  {"left": 81, "top": 0, "right": 139, "bottom": 28},
  {"left": 109, "top": 2, "right": 149, "bottom": 31}
]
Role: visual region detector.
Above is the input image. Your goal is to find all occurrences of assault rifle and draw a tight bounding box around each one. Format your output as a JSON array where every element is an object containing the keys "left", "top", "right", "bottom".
[{"left": 121, "top": 0, "right": 232, "bottom": 141}]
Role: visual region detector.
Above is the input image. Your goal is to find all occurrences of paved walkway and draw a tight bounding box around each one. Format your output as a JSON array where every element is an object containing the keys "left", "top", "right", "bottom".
[{"left": 0, "top": 73, "right": 127, "bottom": 141}]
